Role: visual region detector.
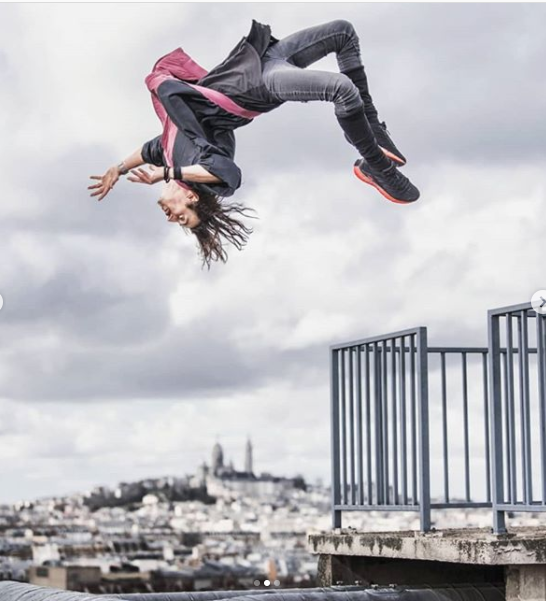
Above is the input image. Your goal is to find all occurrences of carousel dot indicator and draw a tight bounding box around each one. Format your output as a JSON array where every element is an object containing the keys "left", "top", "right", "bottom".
[{"left": 531, "top": 290, "right": 546, "bottom": 316}]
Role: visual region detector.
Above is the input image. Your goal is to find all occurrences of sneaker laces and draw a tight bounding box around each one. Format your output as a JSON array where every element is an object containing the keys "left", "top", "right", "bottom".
[{"left": 380, "top": 163, "right": 413, "bottom": 193}]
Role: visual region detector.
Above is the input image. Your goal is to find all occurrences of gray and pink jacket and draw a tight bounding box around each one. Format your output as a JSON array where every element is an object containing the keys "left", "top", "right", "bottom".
[{"left": 142, "top": 20, "right": 281, "bottom": 198}]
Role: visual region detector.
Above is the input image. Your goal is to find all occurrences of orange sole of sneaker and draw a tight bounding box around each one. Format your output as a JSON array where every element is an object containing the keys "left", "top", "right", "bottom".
[
  {"left": 353, "top": 164, "right": 413, "bottom": 205},
  {"left": 380, "top": 146, "right": 406, "bottom": 166}
]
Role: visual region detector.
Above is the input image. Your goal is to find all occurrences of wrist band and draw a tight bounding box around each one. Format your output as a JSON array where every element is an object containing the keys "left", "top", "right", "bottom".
[
  {"left": 173, "top": 166, "right": 182, "bottom": 181},
  {"left": 117, "top": 162, "right": 129, "bottom": 175},
  {"left": 164, "top": 166, "right": 171, "bottom": 182}
]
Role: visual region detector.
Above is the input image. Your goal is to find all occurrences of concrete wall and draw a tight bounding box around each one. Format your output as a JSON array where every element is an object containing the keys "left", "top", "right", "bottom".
[
  {"left": 317, "top": 554, "right": 504, "bottom": 588},
  {"left": 506, "top": 565, "right": 546, "bottom": 601},
  {"left": 309, "top": 529, "right": 546, "bottom": 599}
]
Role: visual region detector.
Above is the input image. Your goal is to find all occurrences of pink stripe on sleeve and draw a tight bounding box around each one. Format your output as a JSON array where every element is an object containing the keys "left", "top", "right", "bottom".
[{"left": 187, "top": 84, "right": 261, "bottom": 120}]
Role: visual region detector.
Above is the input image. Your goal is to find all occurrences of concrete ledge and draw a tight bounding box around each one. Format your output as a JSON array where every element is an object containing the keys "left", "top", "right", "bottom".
[
  {"left": 506, "top": 565, "right": 546, "bottom": 601},
  {"left": 308, "top": 527, "right": 546, "bottom": 565}
]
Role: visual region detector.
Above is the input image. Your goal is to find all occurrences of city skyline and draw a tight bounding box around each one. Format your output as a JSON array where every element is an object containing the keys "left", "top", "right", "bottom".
[{"left": 5, "top": 438, "right": 308, "bottom": 505}]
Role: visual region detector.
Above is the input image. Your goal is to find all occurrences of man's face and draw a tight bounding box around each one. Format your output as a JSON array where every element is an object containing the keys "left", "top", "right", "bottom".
[{"left": 158, "top": 184, "right": 200, "bottom": 229}]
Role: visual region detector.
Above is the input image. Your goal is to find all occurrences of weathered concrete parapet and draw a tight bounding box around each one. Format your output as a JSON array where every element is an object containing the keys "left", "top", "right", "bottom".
[
  {"left": 309, "top": 528, "right": 546, "bottom": 600},
  {"left": 309, "top": 527, "right": 546, "bottom": 565}
]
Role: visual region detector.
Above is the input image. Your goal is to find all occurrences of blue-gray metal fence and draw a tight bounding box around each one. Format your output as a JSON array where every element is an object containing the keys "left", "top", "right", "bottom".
[
  {"left": 330, "top": 328, "right": 430, "bottom": 531},
  {"left": 330, "top": 301, "right": 546, "bottom": 533},
  {"left": 427, "top": 347, "right": 491, "bottom": 510},
  {"left": 489, "top": 302, "right": 546, "bottom": 533}
]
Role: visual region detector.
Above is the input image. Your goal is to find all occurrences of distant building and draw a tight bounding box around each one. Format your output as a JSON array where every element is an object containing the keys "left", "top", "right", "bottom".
[
  {"left": 193, "top": 440, "right": 306, "bottom": 500},
  {"left": 245, "top": 438, "right": 253, "bottom": 474},
  {"left": 212, "top": 443, "right": 224, "bottom": 473},
  {"left": 29, "top": 565, "right": 101, "bottom": 591}
]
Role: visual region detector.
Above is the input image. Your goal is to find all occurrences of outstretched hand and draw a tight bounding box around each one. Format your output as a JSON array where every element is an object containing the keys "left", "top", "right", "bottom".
[
  {"left": 127, "top": 165, "right": 164, "bottom": 186},
  {"left": 88, "top": 166, "right": 120, "bottom": 201}
]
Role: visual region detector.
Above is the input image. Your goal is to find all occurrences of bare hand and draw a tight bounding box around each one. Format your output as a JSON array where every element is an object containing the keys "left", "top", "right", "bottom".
[
  {"left": 127, "top": 165, "right": 164, "bottom": 186},
  {"left": 88, "top": 166, "right": 120, "bottom": 201}
]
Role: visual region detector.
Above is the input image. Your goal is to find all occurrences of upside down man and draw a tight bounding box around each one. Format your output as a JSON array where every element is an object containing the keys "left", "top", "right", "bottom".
[{"left": 89, "top": 20, "right": 419, "bottom": 268}]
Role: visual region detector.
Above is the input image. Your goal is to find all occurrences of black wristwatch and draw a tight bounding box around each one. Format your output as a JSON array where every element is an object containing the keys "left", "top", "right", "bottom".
[{"left": 117, "top": 162, "right": 129, "bottom": 175}]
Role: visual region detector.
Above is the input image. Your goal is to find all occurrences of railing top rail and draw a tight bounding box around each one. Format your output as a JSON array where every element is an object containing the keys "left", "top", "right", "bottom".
[
  {"left": 428, "top": 347, "right": 538, "bottom": 354},
  {"left": 330, "top": 326, "right": 425, "bottom": 351},
  {"left": 428, "top": 346, "right": 488, "bottom": 354},
  {"left": 332, "top": 341, "right": 539, "bottom": 354},
  {"left": 488, "top": 301, "right": 534, "bottom": 317}
]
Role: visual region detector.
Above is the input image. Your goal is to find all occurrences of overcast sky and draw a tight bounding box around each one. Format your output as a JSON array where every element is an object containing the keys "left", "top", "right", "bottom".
[{"left": 0, "top": 3, "right": 545, "bottom": 505}]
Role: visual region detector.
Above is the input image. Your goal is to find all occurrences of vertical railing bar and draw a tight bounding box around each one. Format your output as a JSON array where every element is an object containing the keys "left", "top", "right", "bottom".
[
  {"left": 506, "top": 315, "right": 517, "bottom": 504},
  {"left": 517, "top": 314, "right": 527, "bottom": 505},
  {"left": 349, "top": 347, "right": 356, "bottom": 506},
  {"left": 538, "top": 316, "right": 546, "bottom": 505},
  {"left": 483, "top": 351, "right": 492, "bottom": 503},
  {"left": 330, "top": 349, "right": 342, "bottom": 528},
  {"left": 519, "top": 311, "right": 533, "bottom": 505},
  {"left": 382, "top": 339, "right": 390, "bottom": 505},
  {"left": 462, "top": 351, "right": 471, "bottom": 502},
  {"left": 441, "top": 352, "right": 449, "bottom": 503},
  {"left": 489, "top": 312, "right": 507, "bottom": 533},
  {"left": 391, "top": 337, "right": 399, "bottom": 505},
  {"left": 374, "top": 342, "right": 383, "bottom": 505},
  {"left": 400, "top": 335, "right": 408, "bottom": 505},
  {"left": 502, "top": 351, "right": 511, "bottom": 504},
  {"left": 525, "top": 312, "right": 535, "bottom": 506},
  {"left": 365, "top": 345, "right": 373, "bottom": 505},
  {"left": 411, "top": 334, "right": 418, "bottom": 505},
  {"left": 417, "top": 327, "right": 431, "bottom": 532},
  {"left": 340, "top": 349, "right": 348, "bottom": 506},
  {"left": 356, "top": 346, "right": 364, "bottom": 506},
  {"left": 517, "top": 314, "right": 529, "bottom": 505}
]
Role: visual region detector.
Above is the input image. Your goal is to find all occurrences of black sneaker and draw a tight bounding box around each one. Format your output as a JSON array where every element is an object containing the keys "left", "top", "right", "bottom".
[
  {"left": 370, "top": 121, "right": 407, "bottom": 166},
  {"left": 353, "top": 159, "right": 419, "bottom": 204}
]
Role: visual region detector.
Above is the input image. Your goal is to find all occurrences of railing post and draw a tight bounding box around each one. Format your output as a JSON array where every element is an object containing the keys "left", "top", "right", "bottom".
[
  {"left": 538, "top": 314, "right": 546, "bottom": 504},
  {"left": 416, "top": 327, "right": 431, "bottom": 532},
  {"left": 330, "top": 348, "right": 342, "bottom": 528},
  {"left": 374, "top": 343, "right": 384, "bottom": 505},
  {"left": 488, "top": 311, "right": 506, "bottom": 533}
]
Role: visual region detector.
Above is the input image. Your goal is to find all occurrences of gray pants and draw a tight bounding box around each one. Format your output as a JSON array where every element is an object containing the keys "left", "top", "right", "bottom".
[{"left": 262, "top": 20, "right": 365, "bottom": 119}]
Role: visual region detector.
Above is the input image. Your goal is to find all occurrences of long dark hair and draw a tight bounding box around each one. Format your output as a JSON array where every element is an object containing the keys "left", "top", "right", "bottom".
[{"left": 182, "top": 189, "right": 256, "bottom": 269}]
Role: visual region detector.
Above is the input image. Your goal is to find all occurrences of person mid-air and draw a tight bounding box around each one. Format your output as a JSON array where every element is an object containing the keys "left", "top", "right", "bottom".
[{"left": 89, "top": 20, "right": 419, "bottom": 268}]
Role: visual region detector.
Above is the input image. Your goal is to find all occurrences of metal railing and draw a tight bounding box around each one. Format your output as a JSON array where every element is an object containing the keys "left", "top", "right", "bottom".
[
  {"left": 330, "top": 301, "right": 546, "bottom": 533},
  {"left": 427, "top": 347, "right": 491, "bottom": 510},
  {"left": 330, "top": 328, "right": 430, "bottom": 531},
  {"left": 489, "top": 303, "right": 546, "bottom": 533}
]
